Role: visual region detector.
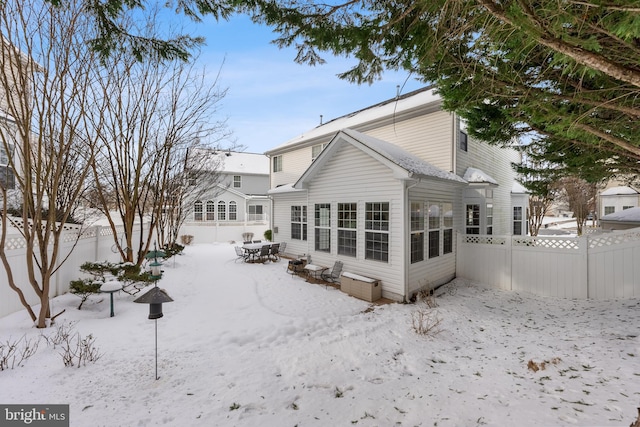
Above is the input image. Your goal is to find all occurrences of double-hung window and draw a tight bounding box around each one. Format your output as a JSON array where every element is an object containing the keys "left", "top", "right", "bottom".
[
  {"left": 233, "top": 175, "right": 241, "bottom": 188},
  {"left": 291, "top": 206, "right": 307, "bottom": 240},
  {"left": 311, "top": 144, "right": 326, "bottom": 161},
  {"left": 206, "top": 201, "right": 215, "bottom": 221},
  {"left": 249, "top": 205, "right": 263, "bottom": 221},
  {"left": 466, "top": 204, "right": 480, "bottom": 234},
  {"left": 194, "top": 201, "right": 203, "bottom": 221},
  {"left": 443, "top": 203, "right": 453, "bottom": 254},
  {"left": 229, "top": 201, "right": 237, "bottom": 220},
  {"left": 486, "top": 203, "right": 493, "bottom": 235},
  {"left": 428, "top": 203, "right": 440, "bottom": 258},
  {"left": 365, "top": 202, "right": 389, "bottom": 262},
  {"left": 0, "top": 143, "right": 15, "bottom": 190},
  {"left": 272, "top": 155, "right": 282, "bottom": 172},
  {"left": 217, "top": 201, "right": 226, "bottom": 220},
  {"left": 337, "top": 203, "right": 357, "bottom": 257},
  {"left": 314, "top": 203, "right": 331, "bottom": 252},
  {"left": 410, "top": 202, "right": 424, "bottom": 263},
  {"left": 513, "top": 206, "right": 523, "bottom": 235}
]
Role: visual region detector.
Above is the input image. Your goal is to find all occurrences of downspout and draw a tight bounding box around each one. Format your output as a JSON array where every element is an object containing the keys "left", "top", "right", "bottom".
[{"left": 404, "top": 177, "right": 420, "bottom": 303}]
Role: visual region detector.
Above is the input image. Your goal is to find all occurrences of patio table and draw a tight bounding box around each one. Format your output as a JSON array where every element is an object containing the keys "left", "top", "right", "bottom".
[
  {"left": 242, "top": 242, "right": 278, "bottom": 262},
  {"left": 304, "top": 264, "right": 328, "bottom": 281}
]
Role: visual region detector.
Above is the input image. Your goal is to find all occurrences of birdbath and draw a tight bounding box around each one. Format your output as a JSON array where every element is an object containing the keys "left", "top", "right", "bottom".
[{"left": 100, "top": 281, "right": 123, "bottom": 317}]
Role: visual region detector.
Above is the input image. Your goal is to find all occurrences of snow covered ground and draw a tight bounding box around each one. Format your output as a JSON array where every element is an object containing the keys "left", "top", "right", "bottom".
[{"left": 0, "top": 243, "right": 639, "bottom": 426}]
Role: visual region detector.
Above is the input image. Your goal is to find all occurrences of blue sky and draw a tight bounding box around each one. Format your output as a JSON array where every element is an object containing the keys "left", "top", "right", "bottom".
[{"left": 188, "top": 14, "right": 425, "bottom": 154}]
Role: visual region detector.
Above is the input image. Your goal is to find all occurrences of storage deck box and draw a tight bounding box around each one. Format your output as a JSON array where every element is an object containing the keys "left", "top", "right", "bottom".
[{"left": 340, "top": 272, "right": 381, "bottom": 302}]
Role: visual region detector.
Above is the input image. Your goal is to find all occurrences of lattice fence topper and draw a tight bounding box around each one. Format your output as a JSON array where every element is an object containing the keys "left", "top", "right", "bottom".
[
  {"left": 463, "top": 235, "right": 507, "bottom": 245},
  {"left": 3, "top": 236, "right": 27, "bottom": 250},
  {"left": 589, "top": 230, "right": 640, "bottom": 249},
  {"left": 513, "top": 236, "right": 581, "bottom": 250}
]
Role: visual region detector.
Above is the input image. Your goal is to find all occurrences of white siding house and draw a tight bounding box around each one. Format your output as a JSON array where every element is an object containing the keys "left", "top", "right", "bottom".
[
  {"left": 180, "top": 151, "right": 271, "bottom": 243},
  {"left": 266, "top": 87, "right": 524, "bottom": 301},
  {"left": 599, "top": 186, "right": 640, "bottom": 218}
]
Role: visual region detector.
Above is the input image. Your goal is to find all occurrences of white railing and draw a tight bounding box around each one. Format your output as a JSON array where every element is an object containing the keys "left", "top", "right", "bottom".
[{"left": 457, "top": 229, "right": 640, "bottom": 299}]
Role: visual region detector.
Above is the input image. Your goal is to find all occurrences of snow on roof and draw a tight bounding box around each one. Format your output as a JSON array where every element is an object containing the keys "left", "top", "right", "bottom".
[
  {"left": 600, "top": 186, "right": 639, "bottom": 196},
  {"left": 267, "top": 183, "right": 304, "bottom": 194},
  {"left": 269, "top": 87, "right": 441, "bottom": 152},
  {"left": 463, "top": 167, "right": 498, "bottom": 185},
  {"left": 193, "top": 149, "right": 269, "bottom": 175},
  {"left": 341, "top": 129, "right": 467, "bottom": 184},
  {"left": 512, "top": 182, "right": 529, "bottom": 193},
  {"left": 601, "top": 206, "right": 640, "bottom": 222}
]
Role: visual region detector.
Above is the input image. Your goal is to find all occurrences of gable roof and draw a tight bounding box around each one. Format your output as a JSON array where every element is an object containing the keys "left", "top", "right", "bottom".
[
  {"left": 601, "top": 186, "right": 639, "bottom": 196},
  {"left": 267, "top": 86, "right": 441, "bottom": 154},
  {"left": 294, "top": 129, "right": 467, "bottom": 189}
]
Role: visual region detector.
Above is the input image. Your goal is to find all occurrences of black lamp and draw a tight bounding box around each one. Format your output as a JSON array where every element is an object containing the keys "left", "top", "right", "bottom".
[{"left": 134, "top": 286, "right": 173, "bottom": 379}]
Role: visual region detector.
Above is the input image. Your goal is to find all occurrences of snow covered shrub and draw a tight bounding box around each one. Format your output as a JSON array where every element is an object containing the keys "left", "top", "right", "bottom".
[
  {"left": 59, "top": 332, "right": 102, "bottom": 368},
  {"left": 45, "top": 322, "right": 102, "bottom": 368},
  {"left": 180, "top": 234, "right": 194, "bottom": 245},
  {"left": 0, "top": 335, "right": 40, "bottom": 371},
  {"left": 69, "top": 279, "right": 102, "bottom": 310}
]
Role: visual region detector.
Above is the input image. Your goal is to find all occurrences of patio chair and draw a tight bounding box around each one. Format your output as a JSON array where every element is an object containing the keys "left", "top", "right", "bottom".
[
  {"left": 269, "top": 243, "right": 281, "bottom": 261},
  {"left": 321, "top": 261, "right": 343, "bottom": 287},
  {"left": 253, "top": 240, "right": 262, "bottom": 243},
  {"left": 257, "top": 244, "right": 271, "bottom": 262},
  {"left": 279, "top": 242, "right": 287, "bottom": 256},
  {"left": 234, "top": 246, "right": 248, "bottom": 263}
]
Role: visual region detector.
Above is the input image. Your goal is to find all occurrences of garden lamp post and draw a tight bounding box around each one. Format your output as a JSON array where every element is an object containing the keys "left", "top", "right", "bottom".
[{"left": 134, "top": 285, "right": 173, "bottom": 380}]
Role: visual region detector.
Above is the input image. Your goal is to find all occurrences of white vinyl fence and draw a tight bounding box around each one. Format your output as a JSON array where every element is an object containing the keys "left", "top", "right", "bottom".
[
  {"left": 0, "top": 224, "right": 145, "bottom": 318},
  {"left": 457, "top": 229, "right": 640, "bottom": 299}
]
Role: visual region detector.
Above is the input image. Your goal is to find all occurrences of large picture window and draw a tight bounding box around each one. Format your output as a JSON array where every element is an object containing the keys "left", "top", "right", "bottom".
[
  {"left": 337, "top": 203, "right": 357, "bottom": 257},
  {"left": 315, "top": 203, "right": 331, "bottom": 252},
  {"left": 365, "top": 202, "right": 389, "bottom": 262},
  {"left": 291, "top": 205, "right": 307, "bottom": 240},
  {"left": 410, "top": 201, "right": 424, "bottom": 263}
]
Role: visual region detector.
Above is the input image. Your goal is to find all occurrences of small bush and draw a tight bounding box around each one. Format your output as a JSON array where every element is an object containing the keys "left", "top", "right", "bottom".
[
  {"left": 180, "top": 235, "right": 194, "bottom": 245},
  {"left": 50, "top": 323, "right": 102, "bottom": 368},
  {"left": 69, "top": 279, "right": 102, "bottom": 310},
  {"left": 410, "top": 305, "right": 442, "bottom": 337},
  {"left": 162, "top": 243, "right": 184, "bottom": 258},
  {"left": 263, "top": 229, "right": 272, "bottom": 241},
  {"left": 0, "top": 335, "right": 40, "bottom": 371}
]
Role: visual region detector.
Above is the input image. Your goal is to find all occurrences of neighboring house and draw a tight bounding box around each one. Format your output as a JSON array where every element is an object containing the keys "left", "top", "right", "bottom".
[
  {"left": 180, "top": 150, "right": 271, "bottom": 243},
  {"left": 265, "top": 87, "right": 524, "bottom": 302},
  {"left": 598, "top": 186, "right": 639, "bottom": 218},
  {"left": 600, "top": 206, "right": 640, "bottom": 231}
]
